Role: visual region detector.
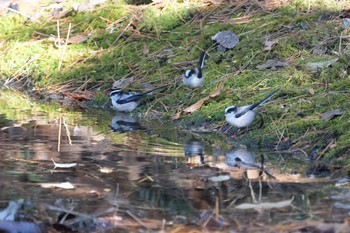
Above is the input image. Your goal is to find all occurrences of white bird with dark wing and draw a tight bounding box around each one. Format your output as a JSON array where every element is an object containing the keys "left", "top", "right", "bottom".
[
  {"left": 109, "top": 84, "right": 168, "bottom": 112},
  {"left": 183, "top": 51, "right": 206, "bottom": 88},
  {"left": 224, "top": 91, "right": 278, "bottom": 128}
]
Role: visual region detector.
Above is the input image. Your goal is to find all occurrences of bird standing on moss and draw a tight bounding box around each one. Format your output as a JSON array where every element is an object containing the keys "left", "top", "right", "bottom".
[
  {"left": 183, "top": 51, "right": 206, "bottom": 88},
  {"left": 109, "top": 84, "right": 168, "bottom": 112},
  {"left": 224, "top": 91, "right": 278, "bottom": 128}
]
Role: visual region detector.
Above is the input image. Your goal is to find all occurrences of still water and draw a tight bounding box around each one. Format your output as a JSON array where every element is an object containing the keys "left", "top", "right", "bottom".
[{"left": 0, "top": 91, "right": 349, "bottom": 232}]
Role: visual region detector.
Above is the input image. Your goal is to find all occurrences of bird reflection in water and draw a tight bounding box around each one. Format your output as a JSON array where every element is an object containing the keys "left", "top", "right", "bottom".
[
  {"left": 226, "top": 146, "right": 275, "bottom": 203},
  {"left": 184, "top": 138, "right": 205, "bottom": 166},
  {"left": 110, "top": 113, "right": 146, "bottom": 133}
]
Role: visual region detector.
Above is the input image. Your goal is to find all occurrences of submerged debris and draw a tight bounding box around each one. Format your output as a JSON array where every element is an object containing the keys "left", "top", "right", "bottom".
[{"left": 0, "top": 199, "right": 24, "bottom": 221}]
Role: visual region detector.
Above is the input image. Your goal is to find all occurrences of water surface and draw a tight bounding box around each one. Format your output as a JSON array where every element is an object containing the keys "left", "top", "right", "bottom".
[{"left": 0, "top": 91, "right": 348, "bottom": 232}]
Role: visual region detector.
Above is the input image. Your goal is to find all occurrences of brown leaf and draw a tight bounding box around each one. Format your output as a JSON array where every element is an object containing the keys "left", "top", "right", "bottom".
[
  {"left": 211, "top": 30, "right": 239, "bottom": 49},
  {"left": 321, "top": 109, "right": 345, "bottom": 121},
  {"left": 264, "top": 39, "right": 278, "bottom": 51},
  {"left": 256, "top": 59, "right": 289, "bottom": 70},
  {"left": 67, "top": 35, "right": 89, "bottom": 44},
  {"left": 172, "top": 81, "right": 227, "bottom": 120},
  {"left": 183, "top": 82, "right": 225, "bottom": 114},
  {"left": 112, "top": 77, "right": 134, "bottom": 89},
  {"left": 183, "top": 99, "right": 206, "bottom": 113},
  {"left": 308, "top": 88, "right": 315, "bottom": 95},
  {"left": 143, "top": 44, "right": 149, "bottom": 55},
  {"left": 171, "top": 111, "right": 182, "bottom": 120}
]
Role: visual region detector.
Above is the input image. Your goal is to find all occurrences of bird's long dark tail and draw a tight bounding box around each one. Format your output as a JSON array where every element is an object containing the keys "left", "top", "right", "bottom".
[
  {"left": 198, "top": 51, "right": 206, "bottom": 70},
  {"left": 197, "top": 51, "right": 206, "bottom": 78},
  {"left": 252, "top": 90, "right": 278, "bottom": 110},
  {"left": 197, "top": 51, "right": 206, "bottom": 69},
  {"left": 142, "top": 84, "right": 170, "bottom": 96}
]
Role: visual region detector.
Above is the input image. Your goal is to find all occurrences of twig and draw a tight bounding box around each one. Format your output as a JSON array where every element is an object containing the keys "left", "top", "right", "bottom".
[
  {"left": 215, "top": 196, "right": 219, "bottom": 221},
  {"left": 339, "top": 32, "right": 343, "bottom": 56},
  {"left": 317, "top": 139, "right": 335, "bottom": 160},
  {"left": 201, "top": 211, "right": 215, "bottom": 228},
  {"left": 248, "top": 179, "right": 257, "bottom": 203},
  {"left": 62, "top": 117, "right": 72, "bottom": 145},
  {"left": 126, "top": 210, "right": 150, "bottom": 230},
  {"left": 57, "top": 116, "right": 62, "bottom": 152},
  {"left": 58, "top": 23, "right": 72, "bottom": 70},
  {"left": 112, "top": 20, "right": 133, "bottom": 46},
  {"left": 46, "top": 204, "right": 118, "bottom": 223},
  {"left": 56, "top": 20, "right": 61, "bottom": 48},
  {"left": 4, "top": 55, "right": 39, "bottom": 85}
]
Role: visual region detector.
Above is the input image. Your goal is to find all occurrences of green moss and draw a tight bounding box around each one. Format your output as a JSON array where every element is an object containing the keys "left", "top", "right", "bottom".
[{"left": 1, "top": 0, "right": 350, "bottom": 162}]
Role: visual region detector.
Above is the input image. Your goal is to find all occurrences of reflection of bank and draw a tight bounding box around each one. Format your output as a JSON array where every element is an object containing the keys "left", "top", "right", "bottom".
[
  {"left": 184, "top": 138, "right": 205, "bottom": 166},
  {"left": 110, "top": 113, "right": 145, "bottom": 133}
]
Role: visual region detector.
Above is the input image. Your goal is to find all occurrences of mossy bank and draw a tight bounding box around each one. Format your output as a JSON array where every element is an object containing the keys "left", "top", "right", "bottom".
[{"left": 1, "top": 0, "right": 350, "bottom": 163}]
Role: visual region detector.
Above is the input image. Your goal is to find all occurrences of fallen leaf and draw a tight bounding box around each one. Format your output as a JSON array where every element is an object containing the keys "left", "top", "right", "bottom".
[
  {"left": 40, "top": 182, "right": 75, "bottom": 189},
  {"left": 306, "top": 57, "right": 339, "bottom": 71},
  {"left": 208, "top": 175, "right": 230, "bottom": 182},
  {"left": 342, "top": 18, "right": 350, "bottom": 28},
  {"left": 212, "top": 30, "right": 239, "bottom": 50},
  {"left": 143, "top": 44, "right": 149, "bottom": 55},
  {"left": 99, "top": 167, "right": 114, "bottom": 173},
  {"left": 112, "top": 77, "right": 134, "bottom": 89},
  {"left": 51, "top": 158, "right": 77, "bottom": 169},
  {"left": 321, "top": 109, "right": 345, "bottom": 121},
  {"left": 235, "top": 197, "right": 294, "bottom": 210},
  {"left": 182, "top": 82, "right": 225, "bottom": 114},
  {"left": 264, "top": 39, "right": 278, "bottom": 51},
  {"left": 182, "top": 99, "right": 206, "bottom": 113},
  {"left": 256, "top": 59, "right": 289, "bottom": 70},
  {"left": 68, "top": 34, "right": 89, "bottom": 44},
  {"left": 308, "top": 88, "right": 315, "bottom": 95},
  {"left": 172, "top": 75, "right": 233, "bottom": 120},
  {"left": 172, "top": 111, "right": 182, "bottom": 120}
]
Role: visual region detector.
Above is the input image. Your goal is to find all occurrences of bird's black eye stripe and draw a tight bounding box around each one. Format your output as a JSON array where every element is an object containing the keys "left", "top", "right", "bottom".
[
  {"left": 185, "top": 69, "right": 196, "bottom": 78},
  {"left": 225, "top": 106, "right": 237, "bottom": 114},
  {"left": 110, "top": 90, "right": 122, "bottom": 96}
]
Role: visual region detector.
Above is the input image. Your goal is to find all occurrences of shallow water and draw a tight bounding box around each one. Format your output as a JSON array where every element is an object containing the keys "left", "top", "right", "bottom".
[{"left": 0, "top": 91, "right": 349, "bottom": 232}]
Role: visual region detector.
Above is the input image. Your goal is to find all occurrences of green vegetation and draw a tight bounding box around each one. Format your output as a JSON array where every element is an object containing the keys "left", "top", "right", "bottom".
[{"left": 1, "top": 0, "right": 350, "bottom": 162}]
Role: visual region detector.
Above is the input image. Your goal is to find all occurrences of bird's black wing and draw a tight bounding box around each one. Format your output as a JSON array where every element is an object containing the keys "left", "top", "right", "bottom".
[
  {"left": 116, "top": 93, "right": 145, "bottom": 104},
  {"left": 235, "top": 90, "right": 279, "bottom": 118},
  {"left": 116, "top": 84, "right": 169, "bottom": 104},
  {"left": 235, "top": 105, "right": 255, "bottom": 118}
]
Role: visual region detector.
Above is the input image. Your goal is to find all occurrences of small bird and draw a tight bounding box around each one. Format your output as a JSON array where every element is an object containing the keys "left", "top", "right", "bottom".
[
  {"left": 109, "top": 84, "right": 168, "bottom": 112},
  {"left": 183, "top": 51, "right": 206, "bottom": 88},
  {"left": 224, "top": 91, "right": 278, "bottom": 128}
]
